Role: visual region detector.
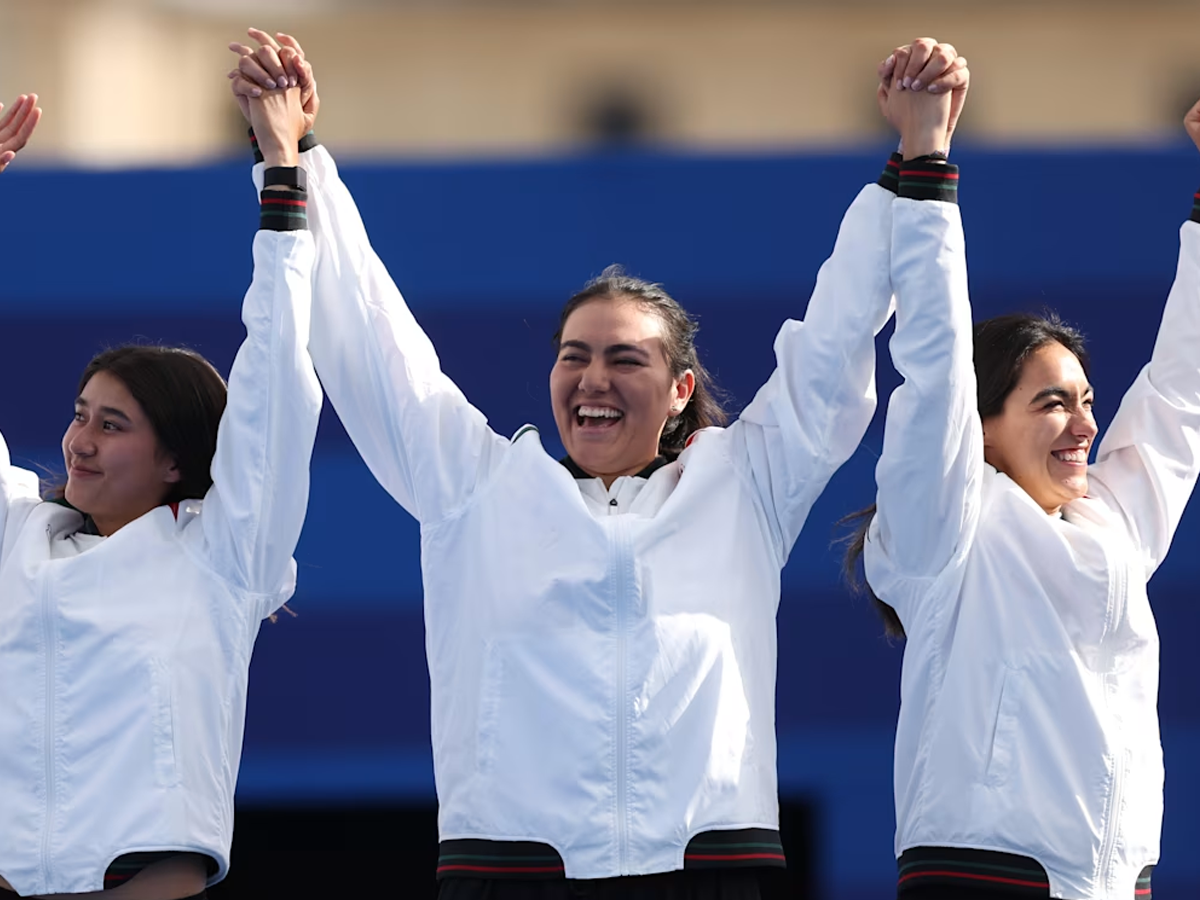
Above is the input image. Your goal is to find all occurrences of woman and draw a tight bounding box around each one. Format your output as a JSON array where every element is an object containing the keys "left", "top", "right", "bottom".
[
  {"left": 849, "top": 49, "right": 1200, "bottom": 900},
  {"left": 230, "top": 32, "right": 967, "bottom": 898},
  {"left": 0, "top": 85, "right": 321, "bottom": 898}
]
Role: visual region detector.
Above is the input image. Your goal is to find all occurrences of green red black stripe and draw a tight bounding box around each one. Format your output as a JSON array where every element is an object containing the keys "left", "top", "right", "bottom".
[
  {"left": 1191, "top": 189, "right": 1200, "bottom": 223},
  {"left": 898, "top": 847, "right": 1050, "bottom": 896},
  {"left": 249, "top": 128, "right": 319, "bottom": 164},
  {"left": 878, "top": 152, "right": 903, "bottom": 194},
  {"left": 683, "top": 828, "right": 786, "bottom": 869},
  {"left": 260, "top": 188, "right": 308, "bottom": 232},
  {"left": 897, "top": 159, "right": 960, "bottom": 204}
]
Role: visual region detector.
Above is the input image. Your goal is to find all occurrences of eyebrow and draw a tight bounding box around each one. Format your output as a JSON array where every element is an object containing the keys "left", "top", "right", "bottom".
[
  {"left": 1029, "top": 385, "right": 1094, "bottom": 405},
  {"left": 75, "top": 397, "right": 133, "bottom": 424},
  {"left": 559, "top": 340, "right": 651, "bottom": 358}
]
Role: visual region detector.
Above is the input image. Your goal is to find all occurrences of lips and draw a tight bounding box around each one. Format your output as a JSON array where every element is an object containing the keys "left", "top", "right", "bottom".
[{"left": 69, "top": 464, "right": 102, "bottom": 477}]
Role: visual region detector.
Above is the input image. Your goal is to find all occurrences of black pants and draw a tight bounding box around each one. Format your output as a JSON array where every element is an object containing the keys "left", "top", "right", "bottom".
[{"left": 438, "top": 869, "right": 763, "bottom": 900}]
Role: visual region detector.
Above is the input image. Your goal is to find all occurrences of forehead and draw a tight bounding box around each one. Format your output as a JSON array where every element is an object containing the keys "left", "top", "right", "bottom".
[
  {"left": 79, "top": 369, "right": 140, "bottom": 410},
  {"left": 560, "top": 297, "right": 664, "bottom": 344},
  {"left": 1016, "top": 342, "right": 1090, "bottom": 392}
]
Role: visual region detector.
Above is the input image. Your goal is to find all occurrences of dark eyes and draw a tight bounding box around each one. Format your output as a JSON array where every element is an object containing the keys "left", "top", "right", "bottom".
[{"left": 72, "top": 412, "right": 119, "bottom": 432}]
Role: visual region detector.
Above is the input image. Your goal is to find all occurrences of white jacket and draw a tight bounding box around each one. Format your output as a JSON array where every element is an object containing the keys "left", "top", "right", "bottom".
[
  {"left": 267, "top": 146, "right": 903, "bottom": 878},
  {"left": 0, "top": 230, "right": 321, "bottom": 895},
  {"left": 865, "top": 204, "right": 1200, "bottom": 898}
]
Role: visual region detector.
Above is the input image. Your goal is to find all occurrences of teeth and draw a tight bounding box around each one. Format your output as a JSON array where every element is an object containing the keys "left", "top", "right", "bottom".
[
  {"left": 1052, "top": 449, "right": 1087, "bottom": 462},
  {"left": 578, "top": 406, "right": 623, "bottom": 419}
]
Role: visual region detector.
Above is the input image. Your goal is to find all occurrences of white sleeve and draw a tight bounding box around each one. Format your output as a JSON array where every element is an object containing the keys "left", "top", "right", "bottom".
[
  {"left": 0, "top": 429, "right": 43, "bottom": 556},
  {"left": 198, "top": 229, "right": 322, "bottom": 617},
  {"left": 731, "top": 182, "right": 896, "bottom": 556},
  {"left": 1086, "top": 219, "right": 1200, "bottom": 574},
  {"left": 864, "top": 194, "right": 982, "bottom": 618},
  {"left": 257, "top": 147, "right": 507, "bottom": 526}
]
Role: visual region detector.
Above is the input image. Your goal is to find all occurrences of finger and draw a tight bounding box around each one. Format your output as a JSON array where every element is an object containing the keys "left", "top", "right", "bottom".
[
  {"left": 0, "top": 95, "right": 27, "bottom": 134},
  {"left": 0, "top": 150, "right": 15, "bottom": 172},
  {"left": 238, "top": 54, "right": 278, "bottom": 90},
  {"left": 911, "top": 43, "right": 957, "bottom": 92},
  {"left": 279, "top": 47, "right": 301, "bottom": 87},
  {"left": 230, "top": 75, "right": 264, "bottom": 98},
  {"left": 295, "top": 57, "right": 314, "bottom": 90},
  {"left": 254, "top": 45, "right": 289, "bottom": 89},
  {"left": 13, "top": 105, "right": 42, "bottom": 148},
  {"left": 878, "top": 52, "right": 897, "bottom": 85},
  {"left": 899, "top": 37, "right": 936, "bottom": 88},
  {"left": 275, "top": 32, "right": 306, "bottom": 59},
  {"left": 0, "top": 97, "right": 32, "bottom": 144},
  {"left": 927, "top": 59, "right": 969, "bottom": 94},
  {"left": 891, "top": 46, "right": 912, "bottom": 90},
  {"left": 247, "top": 27, "right": 282, "bottom": 51},
  {"left": 228, "top": 41, "right": 254, "bottom": 58}
]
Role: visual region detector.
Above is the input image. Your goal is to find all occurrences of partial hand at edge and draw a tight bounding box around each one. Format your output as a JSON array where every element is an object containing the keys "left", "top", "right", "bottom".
[{"left": 0, "top": 94, "right": 42, "bottom": 174}]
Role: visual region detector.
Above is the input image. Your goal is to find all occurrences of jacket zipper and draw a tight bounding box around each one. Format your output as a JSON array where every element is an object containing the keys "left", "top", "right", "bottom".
[
  {"left": 40, "top": 547, "right": 57, "bottom": 888},
  {"left": 1097, "top": 546, "right": 1129, "bottom": 891},
  {"left": 612, "top": 516, "right": 631, "bottom": 873}
]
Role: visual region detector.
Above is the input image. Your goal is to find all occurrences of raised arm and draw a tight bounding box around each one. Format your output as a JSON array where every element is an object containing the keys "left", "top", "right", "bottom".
[
  {"left": 230, "top": 31, "right": 505, "bottom": 526},
  {"left": 863, "top": 40, "right": 981, "bottom": 619},
  {"left": 732, "top": 42, "right": 968, "bottom": 557},
  {"left": 1084, "top": 99, "right": 1200, "bottom": 570},
  {"left": 196, "top": 75, "right": 322, "bottom": 618},
  {"left": 0, "top": 95, "right": 44, "bottom": 548}
]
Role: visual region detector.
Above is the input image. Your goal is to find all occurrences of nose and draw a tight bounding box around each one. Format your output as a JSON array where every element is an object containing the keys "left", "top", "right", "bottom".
[
  {"left": 1071, "top": 406, "right": 1098, "bottom": 442},
  {"left": 578, "top": 359, "right": 610, "bottom": 394},
  {"left": 67, "top": 425, "right": 96, "bottom": 458}
]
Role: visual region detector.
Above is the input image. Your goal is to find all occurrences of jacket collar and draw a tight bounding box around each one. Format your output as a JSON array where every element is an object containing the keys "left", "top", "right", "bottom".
[{"left": 560, "top": 455, "right": 669, "bottom": 481}]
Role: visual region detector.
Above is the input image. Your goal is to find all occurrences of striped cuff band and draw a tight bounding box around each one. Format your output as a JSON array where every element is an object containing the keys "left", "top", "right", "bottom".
[
  {"left": 249, "top": 128, "right": 319, "bottom": 164},
  {"left": 260, "top": 188, "right": 308, "bottom": 231},
  {"left": 897, "top": 158, "right": 960, "bottom": 203},
  {"left": 1191, "top": 189, "right": 1200, "bottom": 223},
  {"left": 878, "top": 152, "right": 903, "bottom": 194}
]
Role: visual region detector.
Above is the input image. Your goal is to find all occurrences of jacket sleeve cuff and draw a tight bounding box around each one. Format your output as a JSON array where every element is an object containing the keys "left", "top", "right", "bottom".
[
  {"left": 896, "top": 158, "right": 960, "bottom": 203},
  {"left": 877, "top": 152, "right": 903, "bottom": 194},
  {"left": 1191, "top": 188, "right": 1200, "bottom": 224},
  {"left": 249, "top": 128, "right": 320, "bottom": 164},
  {"left": 259, "top": 188, "right": 308, "bottom": 232}
]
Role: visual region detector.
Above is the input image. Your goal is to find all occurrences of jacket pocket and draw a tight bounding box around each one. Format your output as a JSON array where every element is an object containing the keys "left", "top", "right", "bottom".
[
  {"left": 147, "top": 657, "right": 180, "bottom": 788},
  {"left": 983, "top": 666, "right": 1019, "bottom": 787}
]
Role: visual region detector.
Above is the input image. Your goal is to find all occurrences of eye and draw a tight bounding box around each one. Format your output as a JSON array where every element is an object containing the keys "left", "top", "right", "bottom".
[
  {"left": 1042, "top": 400, "right": 1064, "bottom": 411},
  {"left": 101, "top": 420, "right": 119, "bottom": 432},
  {"left": 614, "top": 358, "right": 643, "bottom": 367},
  {"left": 73, "top": 411, "right": 85, "bottom": 423},
  {"left": 1083, "top": 397, "right": 1095, "bottom": 409},
  {"left": 559, "top": 353, "right": 584, "bottom": 364}
]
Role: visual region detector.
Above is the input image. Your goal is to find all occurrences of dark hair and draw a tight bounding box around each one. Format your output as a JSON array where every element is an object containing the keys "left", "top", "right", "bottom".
[
  {"left": 842, "top": 311, "right": 1089, "bottom": 640},
  {"left": 552, "top": 265, "right": 728, "bottom": 458},
  {"left": 57, "top": 345, "right": 228, "bottom": 505}
]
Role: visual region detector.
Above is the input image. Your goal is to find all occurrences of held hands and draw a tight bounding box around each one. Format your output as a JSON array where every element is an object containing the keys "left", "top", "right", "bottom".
[
  {"left": 1185, "top": 98, "right": 1200, "bottom": 152},
  {"left": 877, "top": 39, "right": 968, "bottom": 159},
  {"left": 0, "top": 94, "right": 42, "bottom": 174},
  {"left": 228, "top": 28, "right": 319, "bottom": 159}
]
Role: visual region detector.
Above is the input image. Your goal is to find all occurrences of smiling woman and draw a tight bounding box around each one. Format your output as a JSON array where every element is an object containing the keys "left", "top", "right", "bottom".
[
  {"left": 839, "top": 63, "right": 1200, "bottom": 900},
  {"left": 225, "top": 27, "right": 967, "bottom": 900},
  {"left": 0, "top": 81, "right": 322, "bottom": 899}
]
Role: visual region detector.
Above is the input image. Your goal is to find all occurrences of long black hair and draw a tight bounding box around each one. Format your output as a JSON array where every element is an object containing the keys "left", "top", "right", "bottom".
[
  {"left": 842, "top": 312, "right": 1090, "bottom": 639},
  {"left": 553, "top": 265, "right": 728, "bottom": 458},
  {"left": 52, "top": 345, "right": 228, "bottom": 504}
]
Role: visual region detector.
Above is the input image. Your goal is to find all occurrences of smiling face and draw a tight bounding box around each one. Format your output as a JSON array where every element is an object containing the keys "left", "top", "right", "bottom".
[
  {"left": 982, "top": 341, "right": 1098, "bottom": 515},
  {"left": 550, "top": 296, "right": 694, "bottom": 487},
  {"left": 61, "top": 370, "right": 181, "bottom": 536}
]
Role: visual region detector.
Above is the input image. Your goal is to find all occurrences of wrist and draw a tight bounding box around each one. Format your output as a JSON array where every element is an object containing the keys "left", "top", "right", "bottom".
[{"left": 901, "top": 129, "right": 949, "bottom": 161}]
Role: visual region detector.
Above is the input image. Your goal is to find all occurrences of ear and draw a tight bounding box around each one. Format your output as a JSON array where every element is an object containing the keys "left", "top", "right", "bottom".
[
  {"left": 670, "top": 370, "right": 696, "bottom": 414},
  {"left": 162, "top": 459, "right": 182, "bottom": 485}
]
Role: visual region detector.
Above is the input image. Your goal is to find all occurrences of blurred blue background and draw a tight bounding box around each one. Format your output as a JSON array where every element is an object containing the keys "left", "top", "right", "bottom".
[{"left": 2, "top": 143, "right": 1198, "bottom": 897}]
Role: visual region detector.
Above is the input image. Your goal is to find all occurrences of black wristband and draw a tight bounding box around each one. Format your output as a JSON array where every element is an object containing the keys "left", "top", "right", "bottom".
[
  {"left": 260, "top": 188, "right": 308, "bottom": 232},
  {"left": 263, "top": 166, "right": 307, "bottom": 191},
  {"left": 249, "top": 128, "right": 319, "bottom": 164},
  {"left": 896, "top": 158, "right": 960, "bottom": 204},
  {"left": 1191, "top": 188, "right": 1200, "bottom": 224},
  {"left": 877, "top": 152, "right": 903, "bottom": 195}
]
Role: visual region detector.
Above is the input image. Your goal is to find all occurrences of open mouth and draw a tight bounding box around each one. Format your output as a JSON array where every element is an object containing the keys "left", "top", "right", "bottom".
[
  {"left": 1050, "top": 448, "right": 1088, "bottom": 465},
  {"left": 575, "top": 405, "right": 624, "bottom": 428}
]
